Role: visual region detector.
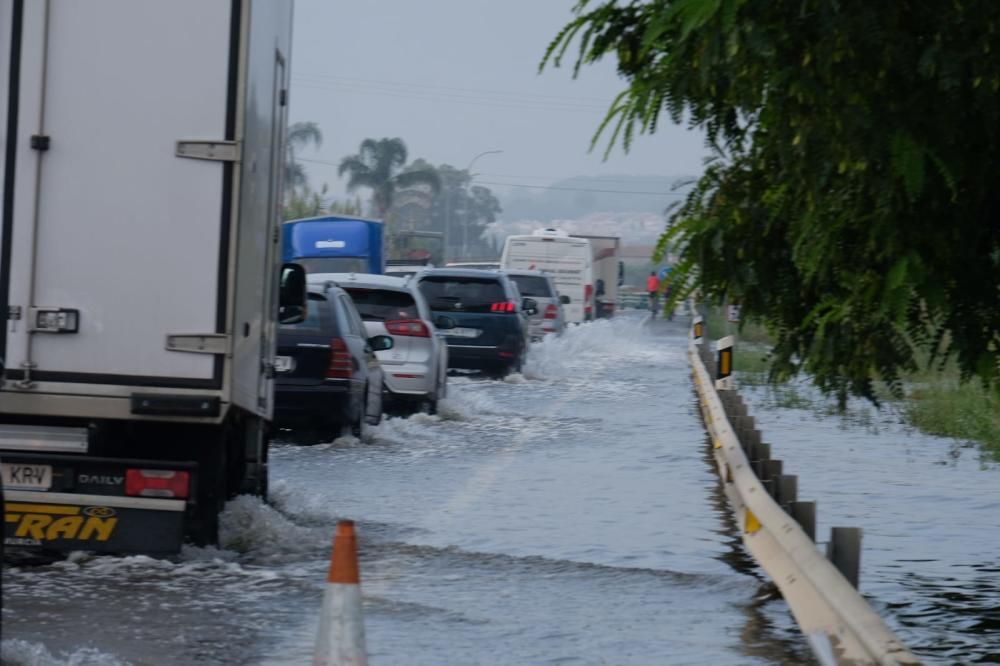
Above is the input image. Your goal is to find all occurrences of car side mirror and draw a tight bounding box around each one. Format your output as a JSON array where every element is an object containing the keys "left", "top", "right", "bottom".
[
  {"left": 559, "top": 294, "right": 570, "bottom": 305},
  {"left": 434, "top": 315, "right": 456, "bottom": 330},
  {"left": 368, "top": 334, "right": 394, "bottom": 351},
  {"left": 522, "top": 297, "right": 538, "bottom": 316},
  {"left": 279, "top": 263, "right": 307, "bottom": 324}
]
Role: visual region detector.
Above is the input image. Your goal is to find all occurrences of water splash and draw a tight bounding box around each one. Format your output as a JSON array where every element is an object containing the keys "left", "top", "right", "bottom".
[
  {"left": 1, "top": 640, "right": 130, "bottom": 666},
  {"left": 524, "top": 315, "right": 667, "bottom": 381}
]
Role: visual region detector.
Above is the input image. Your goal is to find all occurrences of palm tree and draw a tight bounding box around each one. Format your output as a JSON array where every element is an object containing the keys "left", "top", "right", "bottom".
[
  {"left": 286, "top": 121, "right": 323, "bottom": 192},
  {"left": 337, "top": 138, "right": 440, "bottom": 219}
]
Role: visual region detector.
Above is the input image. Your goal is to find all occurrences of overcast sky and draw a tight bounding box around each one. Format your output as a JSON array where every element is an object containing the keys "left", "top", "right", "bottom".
[{"left": 289, "top": 0, "right": 708, "bottom": 203}]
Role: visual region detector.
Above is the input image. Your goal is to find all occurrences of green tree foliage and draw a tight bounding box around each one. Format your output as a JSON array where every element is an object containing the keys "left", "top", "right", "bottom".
[
  {"left": 544, "top": 0, "right": 1000, "bottom": 403},
  {"left": 393, "top": 162, "right": 503, "bottom": 259},
  {"left": 328, "top": 196, "right": 364, "bottom": 217},
  {"left": 284, "top": 184, "right": 364, "bottom": 221},
  {"left": 286, "top": 121, "right": 323, "bottom": 193},
  {"left": 428, "top": 165, "right": 502, "bottom": 259},
  {"left": 284, "top": 182, "right": 327, "bottom": 220},
  {"left": 337, "top": 138, "right": 441, "bottom": 219}
]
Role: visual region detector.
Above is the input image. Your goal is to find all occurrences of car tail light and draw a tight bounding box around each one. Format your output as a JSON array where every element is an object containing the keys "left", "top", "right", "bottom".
[
  {"left": 490, "top": 302, "right": 516, "bottom": 313},
  {"left": 326, "top": 338, "right": 353, "bottom": 379},
  {"left": 543, "top": 304, "right": 558, "bottom": 319},
  {"left": 385, "top": 319, "right": 430, "bottom": 337},
  {"left": 126, "top": 469, "right": 190, "bottom": 499},
  {"left": 584, "top": 284, "right": 594, "bottom": 318}
]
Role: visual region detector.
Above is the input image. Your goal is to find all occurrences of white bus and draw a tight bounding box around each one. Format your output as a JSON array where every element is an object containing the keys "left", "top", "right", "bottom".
[{"left": 501, "top": 229, "right": 595, "bottom": 323}]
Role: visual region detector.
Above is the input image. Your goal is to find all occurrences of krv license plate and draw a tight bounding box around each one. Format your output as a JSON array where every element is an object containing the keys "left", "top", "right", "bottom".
[{"left": 2, "top": 463, "right": 52, "bottom": 490}]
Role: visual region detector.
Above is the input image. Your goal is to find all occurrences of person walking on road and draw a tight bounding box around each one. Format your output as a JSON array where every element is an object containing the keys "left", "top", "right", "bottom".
[{"left": 646, "top": 271, "right": 660, "bottom": 318}]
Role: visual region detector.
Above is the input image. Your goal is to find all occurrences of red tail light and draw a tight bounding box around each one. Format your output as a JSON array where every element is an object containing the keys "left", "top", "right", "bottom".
[
  {"left": 543, "top": 304, "right": 558, "bottom": 319},
  {"left": 385, "top": 319, "right": 430, "bottom": 337},
  {"left": 326, "top": 338, "right": 353, "bottom": 379},
  {"left": 126, "top": 469, "right": 190, "bottom": 499},
  {"left": 490, "top": 302, "right": 516, "bottom": 313},
  {"left": 584, "top": 284, "right": 594, "bottom": 318}
]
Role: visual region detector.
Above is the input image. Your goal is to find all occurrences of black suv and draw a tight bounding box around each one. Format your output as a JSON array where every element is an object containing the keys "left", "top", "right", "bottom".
[
  {"left": 273, "top": 285, "right": 393, "bottom": 442},
  {"left": 417, "top": 268, "right": 535, "bottom": 377}
]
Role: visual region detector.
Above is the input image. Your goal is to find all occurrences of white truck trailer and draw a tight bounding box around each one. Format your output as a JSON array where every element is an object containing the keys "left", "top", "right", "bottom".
[
  {"left": 0, "top": 0, "right": 303, "bottom": 553},
  {"left": 570, "top": 234, "right": 623, "bottom": 318},
  {"left": 501, "top": 229, "right": 594, "bottom": 323}
]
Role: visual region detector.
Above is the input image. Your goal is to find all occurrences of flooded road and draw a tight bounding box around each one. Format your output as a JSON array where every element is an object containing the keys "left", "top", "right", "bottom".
[
  {"left": 0, "top": 315, "right": 807, "bottom": 665},
  {"left": 1, "top": 314, "right": 995, "bottom": 664}
]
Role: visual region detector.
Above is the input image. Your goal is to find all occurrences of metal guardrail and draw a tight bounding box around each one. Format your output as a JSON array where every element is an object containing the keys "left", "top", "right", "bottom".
[{"left": 688, "top": 332, "right": 919, "bottom": 665}]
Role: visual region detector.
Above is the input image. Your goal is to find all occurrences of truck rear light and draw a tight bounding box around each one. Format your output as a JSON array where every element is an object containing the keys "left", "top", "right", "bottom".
[
  {"left": 490, "top": 302, "right": 516, "bottom": 313},
  {"left": 385, "top": 319, "right": 430, "bottom": 337},
  {"left": 326, "top": 338, "right": 353, "bottom": 378},
  {"left": 498, "top": 350, "right": 515, "bottom": 358},
  {"left": 543, "top": 304, "right": 558, "bottom": 319},
  {"left": 126, "top": 469, "right": 190, "bottom": 499},
  {"left": 584, "top": 284, "right": 594, "bottom": 318}
]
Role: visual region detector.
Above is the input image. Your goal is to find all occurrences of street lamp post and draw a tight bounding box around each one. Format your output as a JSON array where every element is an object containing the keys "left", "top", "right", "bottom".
[{"left": 444, "top": 149, "right": 502, "bottom": 262}]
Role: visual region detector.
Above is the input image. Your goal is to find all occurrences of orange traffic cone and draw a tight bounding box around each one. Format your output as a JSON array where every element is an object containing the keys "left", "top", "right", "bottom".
[{"left": 314, "top": 520, "right": 368, "bottom": 666}]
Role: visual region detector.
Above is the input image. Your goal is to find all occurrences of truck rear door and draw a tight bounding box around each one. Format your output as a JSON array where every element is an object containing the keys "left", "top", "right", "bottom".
[{"left": 1, "top": 0, "right": 233, "bottom": 389}]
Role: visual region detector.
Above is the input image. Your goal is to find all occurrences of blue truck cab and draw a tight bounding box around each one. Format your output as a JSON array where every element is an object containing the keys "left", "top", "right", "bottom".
[{"left": 282, "top": 215, "right": 385, "bottom": 275}]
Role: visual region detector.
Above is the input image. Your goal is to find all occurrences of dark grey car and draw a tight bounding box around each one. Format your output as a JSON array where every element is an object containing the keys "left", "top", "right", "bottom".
[
  {"left": 417, "top": 268, "right": 536, "bottom": 377},
  {"left": 273, "top": 286, "right": 393, "bottom": 442}
]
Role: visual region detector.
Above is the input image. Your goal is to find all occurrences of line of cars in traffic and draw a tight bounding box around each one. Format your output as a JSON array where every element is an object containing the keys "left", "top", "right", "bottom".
[{"left": 273, "top": 267, "right": 568, "bottom": 443}]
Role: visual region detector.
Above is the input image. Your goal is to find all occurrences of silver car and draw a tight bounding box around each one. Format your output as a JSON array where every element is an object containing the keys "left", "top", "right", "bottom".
[
  {"left": 307, "top": 273, "right": 451, "bottom": 414},
  {"left": 504, "top": 269, "right": 568, "bottom": 340}
]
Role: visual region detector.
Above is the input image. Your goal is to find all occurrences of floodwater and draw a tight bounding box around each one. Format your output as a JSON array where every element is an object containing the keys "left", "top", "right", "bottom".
[
  {"left": 0, "top": 313, "right": 994, "bottom": 664},
  {"left": 739, "top": 379, "right": 1000, "bottom": 664}
]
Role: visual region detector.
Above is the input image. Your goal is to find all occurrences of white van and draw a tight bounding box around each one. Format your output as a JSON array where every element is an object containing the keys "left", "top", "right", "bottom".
[{"left": 500, "top": 229, "right": 595, "bottom": 323}]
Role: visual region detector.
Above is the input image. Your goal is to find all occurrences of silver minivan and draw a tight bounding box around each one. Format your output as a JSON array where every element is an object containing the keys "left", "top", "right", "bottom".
[{"left": 504, "top": 269, "right": 568, "bottom": 340}]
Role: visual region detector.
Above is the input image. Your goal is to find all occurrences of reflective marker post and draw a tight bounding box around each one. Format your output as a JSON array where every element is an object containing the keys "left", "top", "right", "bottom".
[
  {"left": 692, "top": 316, "right": 704, "bottom": 344},
  {"left": 715, "top": 335, "right": 734, "bottom": 390}
]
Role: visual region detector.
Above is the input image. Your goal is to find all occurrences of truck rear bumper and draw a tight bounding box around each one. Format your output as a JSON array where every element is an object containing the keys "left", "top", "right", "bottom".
[
  {"left": 5, "top": 490, "right": 185, "bottom": 553},
  {"left": 1, "top": 451, "right": 192, "bottom": 554}
]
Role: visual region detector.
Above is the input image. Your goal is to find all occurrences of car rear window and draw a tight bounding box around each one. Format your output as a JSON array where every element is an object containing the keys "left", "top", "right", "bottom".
[
  {"left": 344, "top": 288, "right": 419, "bottom": 321},
  {"left": 280, "top": 293, "right": 328, "bottom": 332},
  {"left": 418, "top": 276, "right": 507, "bottom": 313},
  {"left": 509, "top": 275, "right": 553, "bottom": 298}
]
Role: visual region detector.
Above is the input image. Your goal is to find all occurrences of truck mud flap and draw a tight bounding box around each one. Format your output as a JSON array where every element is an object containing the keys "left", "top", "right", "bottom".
[{"left": 4, "top": 492, "right": 186, "bottom": 554}]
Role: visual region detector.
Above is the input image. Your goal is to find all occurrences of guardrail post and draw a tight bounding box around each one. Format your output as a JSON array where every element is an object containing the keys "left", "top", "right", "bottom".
[
  {"left": 761, "top": 460, "right": 783, "bottom": 496},
  {"left": 731, "top": 396, "right": 748, "bottom": 418},
  {"left": 731, "top": 415, "right": 754, "bottom": 451},
  {"left": 761, "top": 459, "right": 782, "bottom": 481},
  {"left": 827, "top": 527, "right": 862, "bottom": 589},
  {"left": 715, "top": 336, "right": 734, "bottom": 390},
  {"left": 716, "top": 389, "right": 732, "bottom": 414},
  {"left": 776, "top": 474, "right": 797, "bottom": 509},
  {"left": 692, "top": 315, "right": 704, "bottom": 344},
  {"left": 790, "top": 501, "right": 816, "bottom": 541},
  {"left": 702, "top": 345, "right": 716, "bottom": 376},
  {"left": 752, "top": 442, "right": 771, "bottom": 476}
]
